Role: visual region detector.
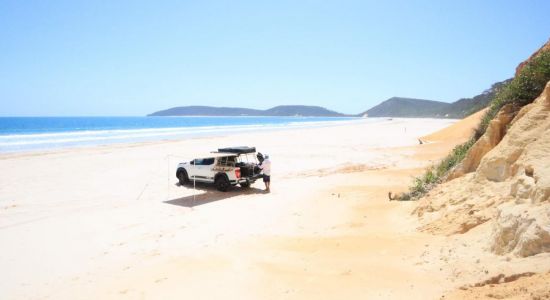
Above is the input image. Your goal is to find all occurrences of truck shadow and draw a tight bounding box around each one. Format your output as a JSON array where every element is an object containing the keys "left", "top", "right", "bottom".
[{"left": 164, "top": 182, "right": 266, "bottom": 208}]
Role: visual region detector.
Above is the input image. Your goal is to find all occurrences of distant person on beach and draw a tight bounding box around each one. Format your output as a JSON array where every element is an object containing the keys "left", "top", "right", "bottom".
[{"left": 259, "top": 154, "right": 271, "bottom": 192}]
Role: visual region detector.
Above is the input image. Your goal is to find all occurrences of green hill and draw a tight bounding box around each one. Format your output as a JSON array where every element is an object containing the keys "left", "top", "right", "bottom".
[
  {"left": 362, "top": 80, "right": 509, "bottom": 118},
  {"left": 263, "top": 105, "right": 346, "bottom": 117},
  {"left": 361, "top": 97, "right": 450, "bottom": 118},
  {"left": 148, "top": 106, "right": 263, "bottom": 116},
  {"left": 148, "top": 105, "right": 347, "bottom": 117},
  {"left": 442, "top": 79, "right": 511, "bottom": 118}
]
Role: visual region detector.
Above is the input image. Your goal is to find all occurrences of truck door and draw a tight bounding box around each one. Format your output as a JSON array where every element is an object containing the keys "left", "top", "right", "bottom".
[{"left": 195, "top": 157, "right": 215, "bottom": 180}]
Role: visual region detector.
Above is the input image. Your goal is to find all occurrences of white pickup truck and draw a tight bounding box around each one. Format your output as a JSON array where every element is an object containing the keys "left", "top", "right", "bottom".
[{"left": 176, "top": 146, "right": 263, "bottom": 192}]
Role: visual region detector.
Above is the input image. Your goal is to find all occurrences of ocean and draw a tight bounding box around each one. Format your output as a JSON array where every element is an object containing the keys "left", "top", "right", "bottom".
[{"left": 0, "top": 116, "right": 361, "bottom": 152}]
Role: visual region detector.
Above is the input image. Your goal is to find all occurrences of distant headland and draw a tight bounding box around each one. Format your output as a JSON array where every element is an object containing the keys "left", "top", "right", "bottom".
[
  {"left": 148, "top": 105, "right": 350, "bottom": 117},
  {"left": 149, "top": 80, "right": 509, "bottom": 119}
]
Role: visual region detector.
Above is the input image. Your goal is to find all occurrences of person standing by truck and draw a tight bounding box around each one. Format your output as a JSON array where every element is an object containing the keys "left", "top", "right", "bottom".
[{"left": 259, "top": 154, "right": 271, "bottom": 192}]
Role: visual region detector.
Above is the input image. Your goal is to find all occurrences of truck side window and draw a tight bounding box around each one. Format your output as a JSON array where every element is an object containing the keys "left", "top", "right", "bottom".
[
  {"left": 202, "top": 158, "right": 215, "bottom": 165},
  {"left": 216, "top": 156, "right": 235, "bottom": 167}
]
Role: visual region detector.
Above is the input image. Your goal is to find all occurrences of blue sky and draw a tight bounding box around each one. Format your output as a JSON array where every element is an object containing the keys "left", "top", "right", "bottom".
[{"left": 1, "top": 0, "right": 549, "bottom": 116}]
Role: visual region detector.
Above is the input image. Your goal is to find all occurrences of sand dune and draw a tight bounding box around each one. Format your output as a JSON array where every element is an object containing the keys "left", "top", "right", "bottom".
[
  {"left": 415, "top": 82, "right": 550, "bottom": 298},
  {"left": 421, "top": 108, "right": 486, "bottom": 143}
]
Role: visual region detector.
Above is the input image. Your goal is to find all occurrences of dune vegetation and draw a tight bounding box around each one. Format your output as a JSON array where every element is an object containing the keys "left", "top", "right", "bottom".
[{"left": 401, "top": 48, "right": 550, "bottom": 200}]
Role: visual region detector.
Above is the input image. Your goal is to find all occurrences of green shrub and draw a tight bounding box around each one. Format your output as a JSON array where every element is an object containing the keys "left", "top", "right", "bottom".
[
  {"left": 399, "top": 49, "right": 550, "bottom": 201},
  {"left": 475, "top": 50, "right": 550, "bottom": 139}
]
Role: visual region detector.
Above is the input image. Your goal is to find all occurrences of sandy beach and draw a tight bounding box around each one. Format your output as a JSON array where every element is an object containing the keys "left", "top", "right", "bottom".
[
  {"left": 0, "top": 117, "right": 496, "bottom": 299},
  {"left": 2, "top": 2, "right": 549, "bottom": 299}
]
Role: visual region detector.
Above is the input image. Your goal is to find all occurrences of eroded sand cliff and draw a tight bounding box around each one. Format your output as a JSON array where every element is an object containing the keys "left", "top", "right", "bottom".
[{"left": 415, "top": 81, "right": 550, "bottom": 297}]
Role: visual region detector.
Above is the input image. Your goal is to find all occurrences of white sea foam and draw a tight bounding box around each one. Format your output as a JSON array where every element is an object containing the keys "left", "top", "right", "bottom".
[{"left": 0, "top": 118, "right": 365, "bottom": 152}]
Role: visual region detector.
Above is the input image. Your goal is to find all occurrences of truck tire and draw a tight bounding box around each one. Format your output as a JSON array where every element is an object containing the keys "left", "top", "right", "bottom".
[
  {"left": 240, "top": 181, "right": 250, "bottom": 188},
  {"left": 215, "top": 175, "right": 230, "bottom": 192},
  {"left": 177, "top": 168, "right": 190, "bottom": 185}
]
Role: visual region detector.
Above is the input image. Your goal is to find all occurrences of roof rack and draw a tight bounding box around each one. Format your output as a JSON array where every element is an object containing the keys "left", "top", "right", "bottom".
[{"left": 217, "top": 146, "right": 256, "bottom": 154}]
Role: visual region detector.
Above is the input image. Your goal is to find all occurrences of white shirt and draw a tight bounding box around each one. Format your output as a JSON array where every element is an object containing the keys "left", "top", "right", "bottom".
[{"left": 260, "top": 159, "right": 271, "bottom": 176}]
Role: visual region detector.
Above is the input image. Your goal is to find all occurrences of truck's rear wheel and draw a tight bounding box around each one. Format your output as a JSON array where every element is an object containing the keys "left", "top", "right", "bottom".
[
  {"left": 177, "top": 169, "right": 189, "bottom": 185},
  {"left": 215, "top": 176, "right": 230, "bottom": 192},
  {"left": 240, "top": 181, "right": 250, "bottom": 188}
]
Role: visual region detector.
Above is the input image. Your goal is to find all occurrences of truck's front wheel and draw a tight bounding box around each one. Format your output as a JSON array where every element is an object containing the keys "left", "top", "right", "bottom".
[
  {"left": 177, "top": 169, "right": 190, "bottom": 185},
  {"left": 215, "top": 175, "right": 230, "bottom": 192}
]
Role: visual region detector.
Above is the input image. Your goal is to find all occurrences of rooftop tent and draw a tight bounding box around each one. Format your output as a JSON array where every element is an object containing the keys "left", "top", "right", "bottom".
[{"left": 217, "top": 146, "right": 256, "bottom": 154}]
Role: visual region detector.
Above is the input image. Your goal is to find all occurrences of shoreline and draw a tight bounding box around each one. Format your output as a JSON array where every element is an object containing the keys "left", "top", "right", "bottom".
[
  {"left": 0, "top": 117, "right": 456, "bottom": 156},
  {"left": 0, "top": 117, "right": 365, "bottom": 154}
]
